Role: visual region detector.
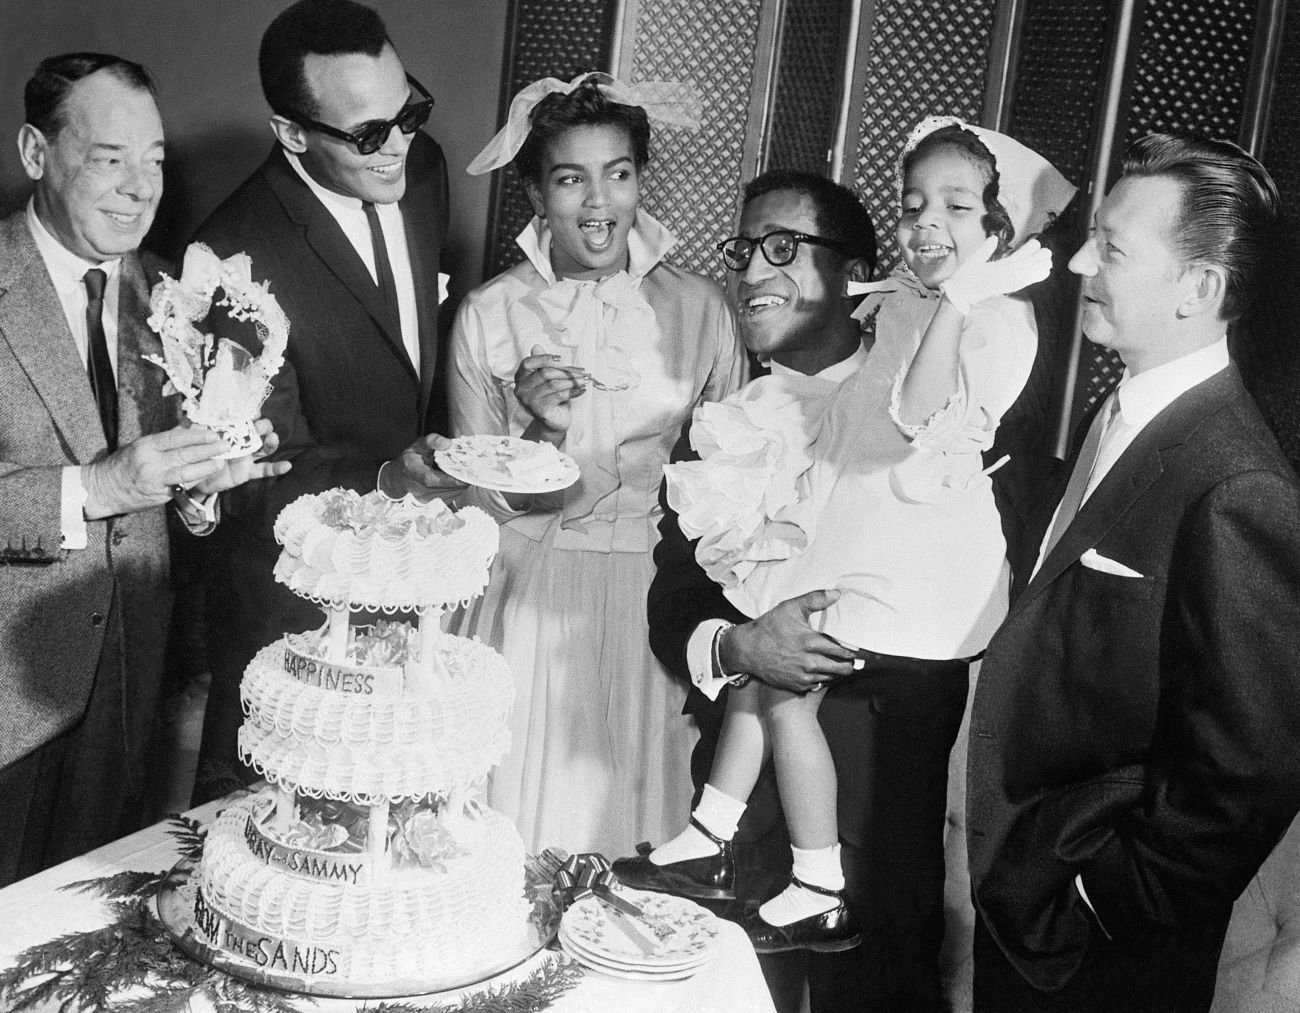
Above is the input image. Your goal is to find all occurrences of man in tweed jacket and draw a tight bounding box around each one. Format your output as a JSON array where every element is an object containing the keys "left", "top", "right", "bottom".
[{"left": 0, "top": 53, "right": 285, "bottom": 885}]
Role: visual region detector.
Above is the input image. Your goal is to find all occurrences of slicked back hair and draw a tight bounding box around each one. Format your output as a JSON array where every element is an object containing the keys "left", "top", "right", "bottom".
[{"left": 1122, "top": 132, "right": 1282, "bottom": 323}]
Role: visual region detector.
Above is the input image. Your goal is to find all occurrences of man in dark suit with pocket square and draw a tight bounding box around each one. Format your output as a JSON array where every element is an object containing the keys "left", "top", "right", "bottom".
[
  {"left": 190, "top": 0, "right": 461, "bottom": 802},
  {"left": 968, "top": 133, "right": 1300, "bottom": 1012}
]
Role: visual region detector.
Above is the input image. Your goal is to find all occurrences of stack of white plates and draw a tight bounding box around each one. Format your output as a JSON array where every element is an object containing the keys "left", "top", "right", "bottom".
[{"left": 558, "top": 887, "right": 721, "bottom": 981}]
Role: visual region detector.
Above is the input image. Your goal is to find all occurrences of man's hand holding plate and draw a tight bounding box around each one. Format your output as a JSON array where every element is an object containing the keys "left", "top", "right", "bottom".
[{"left": 378, "top": 433, "right": 469, "bottom": 502}]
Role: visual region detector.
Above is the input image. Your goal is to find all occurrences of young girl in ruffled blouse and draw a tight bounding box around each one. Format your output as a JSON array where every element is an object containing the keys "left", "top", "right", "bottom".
[
  {"left": 447, "top": 74, "right": 745, "bottom": 858},
  {"left": 632, "top": 118, "right": 1074, "bottom": 947}
]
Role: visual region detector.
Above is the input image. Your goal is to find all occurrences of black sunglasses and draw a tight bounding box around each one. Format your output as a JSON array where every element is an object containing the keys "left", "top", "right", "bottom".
[
  {"left": 290, "top": 74, "right": 434, "bottom": 155},
  {"left": 716, "top": 230, "right": 852, "bottom": 271}
]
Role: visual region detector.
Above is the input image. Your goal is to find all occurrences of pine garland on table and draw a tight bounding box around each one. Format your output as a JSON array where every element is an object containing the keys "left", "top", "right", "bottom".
[{"left": 0, "top": 816, "right": 582, "bottom": 1013}]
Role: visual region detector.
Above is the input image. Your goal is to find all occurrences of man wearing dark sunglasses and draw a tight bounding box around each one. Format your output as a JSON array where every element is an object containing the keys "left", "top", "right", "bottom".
[{"left": 188, "top": 0, "right": 460, "bottom": 804}]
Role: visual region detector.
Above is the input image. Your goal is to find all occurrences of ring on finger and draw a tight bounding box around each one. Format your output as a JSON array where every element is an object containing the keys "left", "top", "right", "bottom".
[{"left": 809, "top": 681, "right": 824, "bottom": 693}]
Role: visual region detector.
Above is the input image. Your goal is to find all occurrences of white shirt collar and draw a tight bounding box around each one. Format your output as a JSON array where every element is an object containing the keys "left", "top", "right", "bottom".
[
  {"left": 1114, "top": 337, "right": 1230, "bottom": 428},
  {"left": 25, "top": 198, "right": 121, "bottom": 291},
  {"left": 286, "top": 150, "right": 389, "bottom": 217},
  {"left": 769, "top": 341, "right": 870, "bottom": 383}
]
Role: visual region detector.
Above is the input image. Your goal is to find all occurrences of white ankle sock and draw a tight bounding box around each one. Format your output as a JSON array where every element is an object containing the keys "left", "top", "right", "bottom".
[
  {"left": 758, "top": 844, "right": 844, "bottom": 926},
  {"left": 649, "top": 784, "right": 745, "bottom": 866}
]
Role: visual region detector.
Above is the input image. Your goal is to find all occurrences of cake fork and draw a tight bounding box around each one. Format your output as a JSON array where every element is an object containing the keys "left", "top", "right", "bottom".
[{"left": 494, "top": 370, "right": 631, "bottom": 393}]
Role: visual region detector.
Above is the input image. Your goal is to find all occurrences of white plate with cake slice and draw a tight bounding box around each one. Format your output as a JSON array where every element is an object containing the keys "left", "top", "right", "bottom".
[
  {"left": 559, "top": 890, "right": 721, "bottom": 968},
  {"left": 559, "top": 918, "right": 713, "bottom": 974},
  {"left": 559, "top": 941, "right": 704, "bottom": 981},
  {"left": 435, "top": 435, "right": 580, "bottom": 493}
]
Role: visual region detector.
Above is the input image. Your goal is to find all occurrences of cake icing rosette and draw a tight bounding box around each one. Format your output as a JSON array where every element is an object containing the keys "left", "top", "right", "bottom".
[{"left": 273, "top": 489, "right": 499, "bottom": 611}]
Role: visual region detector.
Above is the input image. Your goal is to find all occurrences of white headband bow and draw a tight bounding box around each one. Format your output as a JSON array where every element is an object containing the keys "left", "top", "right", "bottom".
[
  {"left": 901, "top": 115, "right": 1077, "bottom": 244},
  {"left": 466, "top": 71, "right": 702, "bottom": 176}
]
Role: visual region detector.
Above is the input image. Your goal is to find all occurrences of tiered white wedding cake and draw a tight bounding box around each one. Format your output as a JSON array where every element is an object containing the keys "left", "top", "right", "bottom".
[{"left": 189, "top": 488, "right": 530, "bottom": 989}]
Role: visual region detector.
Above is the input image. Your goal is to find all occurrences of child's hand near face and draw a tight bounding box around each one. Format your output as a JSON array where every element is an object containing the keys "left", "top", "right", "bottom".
[{"left": 941, "top": 236, "right": 1053, "bottom": 315}]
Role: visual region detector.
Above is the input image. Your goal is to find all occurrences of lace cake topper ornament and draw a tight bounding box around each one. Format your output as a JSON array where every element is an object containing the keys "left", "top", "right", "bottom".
[
  {"left": 466, "top": 71, "right": 702, "bottom": 176},
  {"left": 145, "top": 243, "right": 289, "bottom": 457}
]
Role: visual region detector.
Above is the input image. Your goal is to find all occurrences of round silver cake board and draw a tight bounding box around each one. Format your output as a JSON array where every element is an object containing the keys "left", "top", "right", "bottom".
[{"left": 157, "top": 855, "right": 561, "bottom": 1000}]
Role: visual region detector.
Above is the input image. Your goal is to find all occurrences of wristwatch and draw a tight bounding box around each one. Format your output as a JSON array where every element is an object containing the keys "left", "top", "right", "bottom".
[{"left": 712, "top": 623, "right": 751, "bottom": 688}]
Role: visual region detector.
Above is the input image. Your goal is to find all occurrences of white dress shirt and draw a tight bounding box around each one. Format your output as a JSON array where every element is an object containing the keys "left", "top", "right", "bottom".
[
  {"left": 285, "top": 152, "right": 419, "bottom": 372},
  {"left": 685, "top": 344, "right": 872, "bottom": 701},
  {"left": 27, "top": 200, "right": 122, "bottom": 550},
  {"left": 1034, "top": 337, "right": 1231, "bottom": 577}
]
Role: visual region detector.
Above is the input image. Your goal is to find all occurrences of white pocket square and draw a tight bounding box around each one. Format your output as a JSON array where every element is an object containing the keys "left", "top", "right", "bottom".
[{"left": 1080, "top": 548, "right": 1144, "bottom": 578}]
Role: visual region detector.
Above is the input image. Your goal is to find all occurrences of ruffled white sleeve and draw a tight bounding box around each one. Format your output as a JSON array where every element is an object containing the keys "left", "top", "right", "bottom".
[
  {"left": 663, "top": 375, "right": 830, "bottom": 589},
  {"left": 887, "top": 294, "right": 1038, "bottom": 455}
]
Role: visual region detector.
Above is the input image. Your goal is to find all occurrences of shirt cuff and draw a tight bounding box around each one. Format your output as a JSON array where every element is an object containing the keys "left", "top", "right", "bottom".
[
  {"left": 1074, "top": 873, "right": 1112, "bottom": 940},
  {"left": 61, "top": 466, "right": 89, "bottom": 550},
  {"left": 688, "top": 619, "right": 733, "bottom": 702},
  {"left": 174, "top": 488, "right": 220, "bottom": 536}
]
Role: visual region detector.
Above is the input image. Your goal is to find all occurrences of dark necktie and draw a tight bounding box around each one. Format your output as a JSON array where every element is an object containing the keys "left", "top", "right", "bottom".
[
  {"left": 83, "top": 267, "right": 117, "bottom": 452},
  {"left": 361, "top": 200, "right": 399, "bottom": 324},
  {"left": 1039, "top": 393, "right": 1121, "bottom": 563}
]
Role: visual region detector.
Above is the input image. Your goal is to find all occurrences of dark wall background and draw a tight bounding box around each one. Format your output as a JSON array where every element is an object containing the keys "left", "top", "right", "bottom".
[{"left": 0, "top": 0, "right": 508, "bottom": 294}]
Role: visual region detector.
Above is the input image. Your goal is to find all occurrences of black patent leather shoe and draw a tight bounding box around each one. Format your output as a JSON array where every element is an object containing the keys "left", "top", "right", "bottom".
[
  {"left": 611, "top": 816, "right": 736, "bottom": 900},
  {"left": 741, "top": 877, "right": 861, "bottom": 953}
]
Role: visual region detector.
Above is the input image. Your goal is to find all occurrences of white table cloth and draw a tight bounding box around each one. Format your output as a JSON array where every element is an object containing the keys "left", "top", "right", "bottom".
[{"left": 0, "top": 798, "right": 776, "bottom": 1013}]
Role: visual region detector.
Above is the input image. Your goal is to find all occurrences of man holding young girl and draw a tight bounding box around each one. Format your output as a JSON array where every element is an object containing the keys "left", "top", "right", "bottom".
[{"left": 631, "top": 158, "right": 1000, "bottom": 1010}]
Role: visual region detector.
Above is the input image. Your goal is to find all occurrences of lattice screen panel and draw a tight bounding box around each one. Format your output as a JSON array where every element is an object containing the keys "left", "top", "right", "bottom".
[
  {"left": 483, "top": 0, "right": 618, "bottom": 277},
  {"left": 624, "top": 0, "right": 766, "bottom": 280},
  {"left": 1006, "top": 0, "right": 1108, "bottom": 191},
  {"left": 849, "top": 0, "right": 999, "bottom": 274},
  {"left": 1125, "top": 0, "right": 1258, "bottom": 147},
  {"left": 1067, "top": 0, "right": 1260, "bottom": 424},
  {"left": 1261, "top": 5, "right": 1300, "bottom": 217},
  {"left": 767, "top": 0, "right": 852, "bottom": 176},
  {"left": 1004, "top": 0, "right": 1113, "bottom": 428},
  {"left": 1247, "top": 6, "right": 1300, "bottom": 470}
]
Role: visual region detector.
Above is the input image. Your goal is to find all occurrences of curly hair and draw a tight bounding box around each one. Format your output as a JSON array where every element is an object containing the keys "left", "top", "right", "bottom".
[
  {"left": 902, "top": 124, "right": 1014, "bottom": 254},
  {"left": 513, "top": 80, "right": 651, "bottom": 185}
]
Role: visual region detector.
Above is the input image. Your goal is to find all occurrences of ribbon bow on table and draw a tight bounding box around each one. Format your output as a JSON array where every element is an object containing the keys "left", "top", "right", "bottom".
[
  {"left": 553, "top": 853, "right": 663, "bottom": 955},
  {"left": 553, "top": 852, "right": 619, "bottom": 910}
]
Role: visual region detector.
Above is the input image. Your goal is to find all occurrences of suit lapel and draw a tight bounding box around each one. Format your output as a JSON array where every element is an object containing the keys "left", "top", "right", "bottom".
[
  {"left": 116, "top": 254, "right": 170, "bottom": 446},
  {"left": 0, "top": 212, "right": 108, "bottom": 462},
  {"left": 1017, "top": 367, "right": 1240, "bottom": 605},
  {"left": 262, "top": 147, "right": 415, "bottom": 382}
]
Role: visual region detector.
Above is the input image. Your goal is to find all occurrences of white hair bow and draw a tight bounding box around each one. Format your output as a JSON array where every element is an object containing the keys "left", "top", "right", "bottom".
[{"left": 466, "top": 71, "right": 702, "bottom": 176}]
